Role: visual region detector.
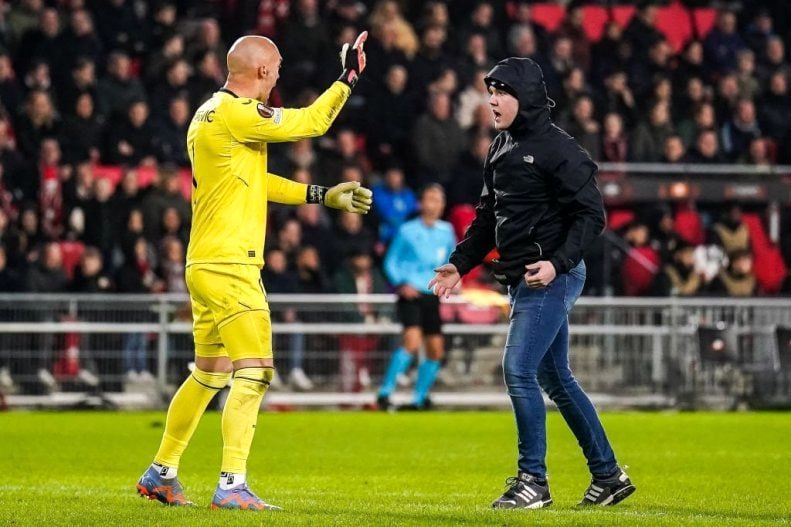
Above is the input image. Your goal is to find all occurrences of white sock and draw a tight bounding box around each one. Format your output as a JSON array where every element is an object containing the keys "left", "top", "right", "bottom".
[
  {"left": 151, "top": 463, "right": 177, "bottom": 479},
  {"left": 219, "top": 472, "right": 246, "bottom": 490}
]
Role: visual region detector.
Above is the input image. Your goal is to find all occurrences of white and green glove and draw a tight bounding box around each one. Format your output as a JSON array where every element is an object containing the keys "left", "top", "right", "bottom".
[{"left": 307, "top": 181, "right": 373, "bottom": 214}]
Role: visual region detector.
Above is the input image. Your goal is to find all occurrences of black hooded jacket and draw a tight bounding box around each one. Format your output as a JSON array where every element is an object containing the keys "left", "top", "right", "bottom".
[{"left": 448, "top": 58, "right": 606, "bottom": 283}]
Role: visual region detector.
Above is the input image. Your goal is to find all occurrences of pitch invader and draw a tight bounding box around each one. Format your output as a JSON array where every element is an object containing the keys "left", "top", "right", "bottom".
[
  {"left": 377, "top": 184, "right": 456, "bottom": 411},
  {"left": 136, "top": 33, "right": 372, "bottom": 510}
]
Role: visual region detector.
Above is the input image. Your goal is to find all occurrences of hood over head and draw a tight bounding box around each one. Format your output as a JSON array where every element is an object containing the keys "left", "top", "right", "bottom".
[{"left": 484, "top": 57, "right": 555, "bottom": 135}]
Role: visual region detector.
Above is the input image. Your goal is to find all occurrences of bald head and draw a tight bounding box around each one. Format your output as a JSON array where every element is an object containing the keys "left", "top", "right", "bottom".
[{"left": 225, "top": 36, "right": 282, "bottom": 101}]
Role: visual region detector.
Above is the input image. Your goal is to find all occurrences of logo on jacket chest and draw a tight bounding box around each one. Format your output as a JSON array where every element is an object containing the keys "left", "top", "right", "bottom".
[{"left": 523, "top": 154, "right": 534, "bottom": 164}]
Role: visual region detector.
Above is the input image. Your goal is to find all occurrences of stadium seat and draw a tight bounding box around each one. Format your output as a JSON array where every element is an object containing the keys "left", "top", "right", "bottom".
[
  {"left": 611, "top": 5, "right": 637, "bottom": 29},
  {"left": 530, "top": 3, "right": 566, "bottom": 32},
  {"left": 655, "top": 1, "right": 694, "bottom": 53},
  {"left": 692, "top": 8, "right": 718, "bottom": 39},
  {"left": 621, "top": 245, "right": 659, "bottom": 296},
  {"left": 742, "top": 213, "right": 788, "bottom": 294},
  {"left": 580, "top": 5, "right": 609, "bottom": 42},
  {"left": 59, "top": 241, "right": 85, "bottom": 280},
  {"left": 92, "top": 165, "right": 124, "bottom": 187},
  {"left": 674, "top": 205, "right": 705, "bottom": 245}
]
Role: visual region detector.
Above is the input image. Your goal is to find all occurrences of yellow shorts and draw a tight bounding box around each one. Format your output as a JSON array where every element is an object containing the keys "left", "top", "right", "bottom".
[{"left": 186, "top": 263, "right": 272, "bottom": 361}]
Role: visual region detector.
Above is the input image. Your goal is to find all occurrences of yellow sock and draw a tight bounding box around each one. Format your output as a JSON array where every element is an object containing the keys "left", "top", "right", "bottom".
[
  {"left": 153, "top": 368, "right": 231, "bottom": 468},
  {"left": 220, "top": 367, "right": 272, "bottom": 474}
]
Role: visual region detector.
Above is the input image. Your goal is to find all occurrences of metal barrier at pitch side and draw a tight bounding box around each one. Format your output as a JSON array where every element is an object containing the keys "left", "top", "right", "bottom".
[{"left": 0, "top": 294, "right": 789, "bottom": 409}]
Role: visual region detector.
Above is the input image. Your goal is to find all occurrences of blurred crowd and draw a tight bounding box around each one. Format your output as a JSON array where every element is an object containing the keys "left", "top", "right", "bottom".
[{"left": 0, "top": 0, "right": 788, "bottom": 303}]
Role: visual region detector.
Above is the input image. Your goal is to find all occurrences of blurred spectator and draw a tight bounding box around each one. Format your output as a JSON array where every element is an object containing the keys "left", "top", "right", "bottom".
[
  {"left": 619, "top": 223, "right": 660, "bottom": 296},
  {"left": 15, "top": 90, "right": 59, "bottom": 159},
  {"left": 158, "top": 236, "right": 186, "bottom": 293},
  {"left": 688, "top": 130, "right": 725, "bottom": 164},
  {"left": 0, "top": 53, "right": 22, "bottom": 114},
  {"left": 61, "top": 9, "right": 103, "bottom": 71},
  {"left": 449, "top": 133, "right": 489, "bottom": 207},
  {"left": 601, "top": 112, "right": 628, "bottom": 162},
  {"left": 58, "top": 58, "right": 97, "bottom": 118},
  {"left": 145, "top": 33, "right": 185, "bottom": 87},
  {"left": 0, "top": 119, "right": 35, "bottom": 202},
  {"left": 262, "top": 247, "right": 311, "bottom": 391},
  {"left": 160, "top": 207, "right": 188, "bottom": 249},
  {"left": 661, "top": 135, "right": 689, "bottom": 164},
  {"left": 117, "top": 237, "right": 159, "bottom": 382},
  {"left": 0, "top": 245, "right": 21, "bottom": 292},
  {"left": 150, "top": 59, "right": 191, "bottom": 113},
  {"left": 678, "top": 102, "right": 717, "bottom": 148},
  {"left": 278, "top": 0, "right": 329, "bottom": 94},
  {"left": 736, "top": 49, "right": 760, "bottom": 100},
  {"left": 295, "top": 204, "right": 336, "bottom": 273},
  {"left": 26, "top": 241, "right": 68, "bottom": 292},
  {"left": 758, "top": 71, "right": 791, "bottom": 144},
  {"left": 708, "top": 250, "right": 758, "bottom": 297},
  {"left": 598, "top": 70, "right": 636, "bottom": 126},
  {"left": 334, "top": 249, "right": 388, "bottom": 392},
  {"left": 720, "top": 99, "right": 761, "bottom": 161},
  {"left": 456, "top": 69, "right": 490, "bottom": 130},
  {"left": 710, "top": 204, "right": 750, "bottom": 255},
  {"left": 623, "top": 4, "right": 663, "bottom": 62},
  {"left": 758, "top": 36, "right": 791, "bottom": 84},
  {"left": 630, "top": 101, "right": 673, "bottom": 162},
  {"left": 104, "top": 100, "right": 157, "bottom": 166},
  {"left": 411, "top": 25, "right": 452, "bottom": 97},
  {"left": 277, "top": 218, "right": 302, "bottom": 268},
  {"left": 704, "top": 9, "right": 747, "bottom": 75},
  {"left": 84, "top": 178, "right": 117, "bottom": 263},
  {"left": 93, "top": 0, "right": 144, "bottom": 56},
  {"left": 111, "top": 170, "right": 143, "bottom": 236},
  {"left": 60, "top": 92, "right": 103, "bottom": 163},
  {"left": 295, "top": 245, "right": 330, "bottom": 293},
  {"left": 71, "top": 246, "right": 113, "bottom": 293},
  {"left": 372, "top": 164, "right": 417, "bottom": 243},
  {"left": 17, "top": 8, "right": 63, "bottom": 80},
  {"left": 335, "top": 211, "right": 376, "bottom": 261},
  {"left": 412, "top": 91, "right": 466, "bottom": 185},
  {"left": 153, "top": 97, "right": 191, "bottom": 167},
  {"left": 96, "top": 52, "right": 145, "bottom": 120},
  {"left": 141, "top": 168, "right": 190, "bottom": 243},
  {"left": 563, "top": 95, "right": 600, "bottom": 160},
  {"left": 369, "top": 0, "right": 419, "bottom": 61},
  {"left": 188, "top": 50, "right": 224, "bottom": 109},
  {"left": 653, "top": 242, "right": 702, "bottom": 297}
]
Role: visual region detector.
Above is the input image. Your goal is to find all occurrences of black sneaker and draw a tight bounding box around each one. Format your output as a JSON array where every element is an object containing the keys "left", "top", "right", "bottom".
[
  {"left": 376, "top": 394, "right": 393, "bottom": 411},
  {"left": 578, "top": 466, "right": 636, "bottom": 507},
  {"left": 397, "top": 397, "right": 433, "bottom": 411},
  {"left": 491, "top": 472, "right": 552, "bottom": 509}
]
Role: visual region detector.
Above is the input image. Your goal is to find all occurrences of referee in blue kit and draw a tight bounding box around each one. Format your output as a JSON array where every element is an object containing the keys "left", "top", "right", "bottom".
[{"left": 378, "top": 184, "right": 456, "bottom": 411}]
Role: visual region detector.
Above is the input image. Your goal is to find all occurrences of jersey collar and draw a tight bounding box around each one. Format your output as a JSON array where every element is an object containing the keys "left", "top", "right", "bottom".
[{"left": 218, "top": 88, "right": 239, "bottom": 98}]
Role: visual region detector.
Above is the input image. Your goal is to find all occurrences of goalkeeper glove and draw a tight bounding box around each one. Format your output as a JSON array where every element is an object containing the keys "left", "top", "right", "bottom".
[
  {"left": 338, "top": 31, "right": 368, "bottom": 88},
  {"left": 307, "top": 181, "right": 373, "bottom": 214}
]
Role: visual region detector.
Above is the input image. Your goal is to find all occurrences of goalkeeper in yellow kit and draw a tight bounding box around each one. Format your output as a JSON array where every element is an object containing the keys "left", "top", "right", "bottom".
[{"left": 136, "top": 32, "right": 372, "bottom": 511}]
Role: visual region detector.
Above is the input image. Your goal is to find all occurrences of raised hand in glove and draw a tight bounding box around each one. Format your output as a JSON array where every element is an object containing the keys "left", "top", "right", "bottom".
[
  {"left": 338, "top": 30, "right": 368, "bottom": 88},
  {"left": 306, "top": 181, "right": 372, "bottom": 214}
]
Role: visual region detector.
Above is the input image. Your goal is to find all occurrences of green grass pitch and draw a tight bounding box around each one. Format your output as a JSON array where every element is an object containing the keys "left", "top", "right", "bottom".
[{"left": 0, "top": 410, "right": 789, "bottom": 526}]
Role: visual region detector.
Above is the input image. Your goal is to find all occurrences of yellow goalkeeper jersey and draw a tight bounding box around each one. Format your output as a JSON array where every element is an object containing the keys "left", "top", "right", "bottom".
[{"left": 186, "top": 81, "right": 351, "bottom": 268}]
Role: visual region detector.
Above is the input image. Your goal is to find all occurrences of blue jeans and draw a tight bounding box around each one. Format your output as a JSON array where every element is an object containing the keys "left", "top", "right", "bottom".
[
  {"left": 503, "top": 260, "right": 617, "bottom": 479},
  {"left": 123, "top": 333, "right": 147, "bottom": 373}
]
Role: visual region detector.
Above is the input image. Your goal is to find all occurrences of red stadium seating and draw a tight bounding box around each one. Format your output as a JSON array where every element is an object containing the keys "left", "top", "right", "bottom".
[
  {"left": 530, "top": 3, "right": 566, "bottom": 32},
  {"left": 742, "top": 214, "right": 787, "bottom": 294},
  {"left": 655, "top": 1, "right": 694, "bottom": 53},
  {"left": 580, "top": 5, "right": 609, "bottom": 42}
]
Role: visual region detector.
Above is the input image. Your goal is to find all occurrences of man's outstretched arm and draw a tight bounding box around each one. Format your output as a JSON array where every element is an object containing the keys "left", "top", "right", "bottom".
[
  {"left": 267, "top": 172, "right": 372, "bottom": 214},
  {"left": 224, "top": 32, "right": 368, "bottom": 144}
]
